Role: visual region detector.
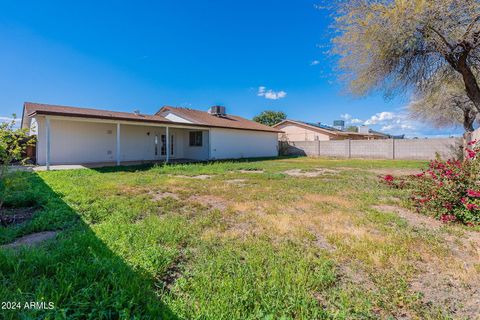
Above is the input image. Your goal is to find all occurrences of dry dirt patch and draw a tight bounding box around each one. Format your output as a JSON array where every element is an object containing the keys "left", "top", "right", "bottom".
[
  {"left": 374, "top": 205, "right": 480, "bottom": 318},
  {"left": 2, "top": 231, "right": 58, "bottom": 250},
  {"left": 303, "top": 193, "right": 354, "bottom": 209},
  {"left": 149, "top": 191, "right": 180, "bottom": 201},
  {"left": 237, "top": 169, "right": 264, "bottom": 174},
  {"left": 283, "top": 168, "right": 339, "bottom": 177},
  {"left": 172, "top": 174, "right": 212, "bottom": 180},
  {"left": 0, "top": 207, "right": 38, "bottom": 226},
  {"left": 188, "top": 195, "right": 229, "bottom": 211},
  {"left": 369, "top": 168, "right": 422, "bottom": 176},
  {"left": 307, "top": 226, "right": 336, "bottom": 251},
  {"left": 374, "top": 205, "right": 480, "bottom": 264},
  {"left": 118, "top": 185, "right": 150, "bottom": 196},
  {"left": 409, "top": 266, "right": 480, "bottom": 319},
  {"left": 226, "top": 179, "right": 247, "bottom": 185},
  {"left": 373, "top": 205, "right": 442, "bottom": 230},
  {"left": 224, "top": 193, "right": 357, "bottom": 242}
]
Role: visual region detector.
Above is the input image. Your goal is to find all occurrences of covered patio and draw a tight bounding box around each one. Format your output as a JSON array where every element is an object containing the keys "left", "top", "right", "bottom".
[{"left": 37, "top": 116, "right": 211, "bottom": 170}]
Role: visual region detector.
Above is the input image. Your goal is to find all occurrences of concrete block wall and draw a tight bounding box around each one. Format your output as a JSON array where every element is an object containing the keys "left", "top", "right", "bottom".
[
  {"left": 394, "top": 138, "right": 460, "bottom": 160},
  {"left": 282, "top": 141, "right": 318, "bottom": 156},
  {"left": 319, "top": 140, "right": 348, "bottom": 157},
  {"left": 350, "top": 139, "right": 393, "bottom": 159},
  {"left": 281, "top": 137, "right": 462, "bottom": 160}
]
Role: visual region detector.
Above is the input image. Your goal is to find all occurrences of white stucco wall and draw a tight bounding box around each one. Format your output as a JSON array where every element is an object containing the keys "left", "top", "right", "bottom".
[
  {"left": 209, "top": 128, "right": 278, "bottom": 159},
  {"left": 35, "top": 117, "right": 277, "bottom": 164},
  {"left": 35, "top": 117, "right": 207, "bottom": 165},
  {"left": 182, "top": 130, "right": 210, "bottom": 160},
  {"left": 36, "top": 117, "right": 118, "bottom": 165}
]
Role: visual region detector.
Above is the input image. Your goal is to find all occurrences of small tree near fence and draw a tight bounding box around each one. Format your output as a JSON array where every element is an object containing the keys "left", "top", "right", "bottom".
[
  {"left": 253, "top": 111, "right": 286, "bottom": 127},
  {"left": 0, "top": 115, "right": 32, "bottom": 210}
]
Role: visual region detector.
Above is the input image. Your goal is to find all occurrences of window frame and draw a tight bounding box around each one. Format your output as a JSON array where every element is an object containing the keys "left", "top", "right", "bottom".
[{"left": 189, "top": 131, "right": 203, "bottom": 147}]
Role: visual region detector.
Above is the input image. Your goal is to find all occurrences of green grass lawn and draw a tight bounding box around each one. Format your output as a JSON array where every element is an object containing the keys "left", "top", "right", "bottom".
[{"left": 1, "top": 157, "right": 478, "bottom": 319}]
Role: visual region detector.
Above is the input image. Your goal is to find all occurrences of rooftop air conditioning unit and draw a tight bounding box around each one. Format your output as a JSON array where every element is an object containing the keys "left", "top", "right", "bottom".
[{"left": 208, "top": 105, "right": 226, "bottom": 117}]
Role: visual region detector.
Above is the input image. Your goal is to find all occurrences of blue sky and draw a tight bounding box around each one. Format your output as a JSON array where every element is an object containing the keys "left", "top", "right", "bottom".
[{"left": 0, "top": 0, "right": 462, "bottom": 137}]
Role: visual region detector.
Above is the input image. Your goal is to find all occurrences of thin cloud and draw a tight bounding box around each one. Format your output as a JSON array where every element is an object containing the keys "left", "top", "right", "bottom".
[
  {"left": 310, "top": 60, "right": 320, "bottom": 66},
  {"left": 339, "top": 110, "right": 462, "bottom": 137},
  {"left": 0, "top": 116, "right": 18, "bottom": 122},
  {"left": 364, "top": 112, "right": 396, "bottom": 125},
  {"left": 257, "top": 86, "right": 287, "bottom": 100},
  {"left": 339, "top": 111, "right": 417, "bottom": 134}
]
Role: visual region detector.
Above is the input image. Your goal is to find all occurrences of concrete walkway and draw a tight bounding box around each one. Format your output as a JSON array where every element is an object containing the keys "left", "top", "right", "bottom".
[{"left": 10, "top": 159, "right": 198, "bottom": 172}]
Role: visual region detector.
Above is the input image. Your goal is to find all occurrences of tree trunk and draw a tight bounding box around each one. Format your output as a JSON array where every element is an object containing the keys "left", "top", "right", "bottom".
[
  {"left": 457, "top": 56, "right": 480, "bottom": 113},
  {"left": 463, "top": 107, "right": 477, "bottom": 132}
]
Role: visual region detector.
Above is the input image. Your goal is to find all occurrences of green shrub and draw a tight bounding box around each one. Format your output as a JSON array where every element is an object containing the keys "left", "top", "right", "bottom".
[{"left": 0, "top": 116, "right": 33, "bottom": 209}]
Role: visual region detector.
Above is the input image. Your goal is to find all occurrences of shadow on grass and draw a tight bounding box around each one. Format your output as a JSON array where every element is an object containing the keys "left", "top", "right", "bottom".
[{"left": 0, "top": 172, "right": 179, "bottom": 319}]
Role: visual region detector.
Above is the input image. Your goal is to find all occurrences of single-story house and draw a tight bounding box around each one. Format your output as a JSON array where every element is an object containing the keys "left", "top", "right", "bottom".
[
  {"left": 21, "top": 102, "right": 281, "bottom": 168},
  {"left": 273, "top": 119, "right": 389, "bottom": 141}
]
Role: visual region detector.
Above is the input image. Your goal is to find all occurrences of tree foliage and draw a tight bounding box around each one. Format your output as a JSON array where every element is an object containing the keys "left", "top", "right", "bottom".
[
  {"left": 253, "top": 110, "right": 287, "bottom": 127},
  {"left": 332, "top": 0, "right": 480, "bottom": 132},
  {"left": 345, "top": 125, "right": 359, "bottom": 132},
  {"left": 0, "top": 116, "right": 31, "bottom": 209},
  {"left": 409, "top": 73, "right": 478, "bottom": 131}
]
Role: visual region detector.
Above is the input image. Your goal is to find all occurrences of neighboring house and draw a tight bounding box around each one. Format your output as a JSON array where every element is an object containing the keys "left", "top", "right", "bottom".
[
  {"left": 357, "top": 125, "right": 405, "bottom": 139},
  {"left": 273, "top": 119, "right": 390, "bottom": 141},
  {"left": 21, "top": 102, "right": 281, "bottom": 167}
]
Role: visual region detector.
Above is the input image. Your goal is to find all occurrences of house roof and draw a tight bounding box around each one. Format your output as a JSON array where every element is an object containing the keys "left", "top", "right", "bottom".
[
  {"left": 156, "top": 106, "right": 281, "bottom": 133},
  {"left": 273, "top": 119, "right": 341, "bottom": 136},
  {"left": 22, "top": 102, "right": 171, "bottom": 128},
  {"left": 301, "top": 121, "right": 343, "bottom": 132},
  {"left": 22, "top": 102, "right": 281, "bottom": 133},
  {"left": 273, "top": 119, "right": 388, "bottom": 138}
]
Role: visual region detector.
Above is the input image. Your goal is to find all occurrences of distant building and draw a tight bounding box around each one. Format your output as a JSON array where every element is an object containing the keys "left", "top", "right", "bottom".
[
  {"left": 273, "top": 119, "right": 389, "bottom": 141},
  {"left": 359, "top": 125, "right": 404, "bottom": 139},
  {"left": 333, "top": 120, "right": 345, "bottom": 131}
]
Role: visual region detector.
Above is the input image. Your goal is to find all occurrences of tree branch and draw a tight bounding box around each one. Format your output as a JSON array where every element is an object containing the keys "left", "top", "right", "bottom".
[
  {"left": 463, "top": 14, "right": 480, "bottom": 40},
  {"left": 427, "top": 26, "right": 454, "bottom": 51}
]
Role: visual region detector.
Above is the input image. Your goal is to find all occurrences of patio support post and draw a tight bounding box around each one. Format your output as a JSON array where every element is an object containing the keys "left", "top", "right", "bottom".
[
  {"left": 166, "top": 126, "right": 170, "bottom": 163},
  {"left": 116, "top": 122, "right": 121, "bottom": 166},
  {"left": 46, "top": 116, "right": 51, "bottom": 171},
  {"left": 207, "top": 129, "right": 211, "bottom": 160}
]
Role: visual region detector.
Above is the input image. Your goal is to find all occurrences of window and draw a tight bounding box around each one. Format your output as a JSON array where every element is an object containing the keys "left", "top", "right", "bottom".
[
  {"left": 189, "top": 131, "right": 203, "bottom": 147},
  {"left": 161, "top": 135, "right": 166, "bottom": 155},
  {"left": 160, "top": 135, "right": 174, "bottom": 156}
]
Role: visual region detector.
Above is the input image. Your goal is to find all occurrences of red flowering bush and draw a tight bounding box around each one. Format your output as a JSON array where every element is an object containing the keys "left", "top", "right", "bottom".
[
  {"left": 380, "top": 174, "right": 406, "bottom": 189},
  {"left": 382, "top": 140, "right": 480, "bottom": 225}
]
